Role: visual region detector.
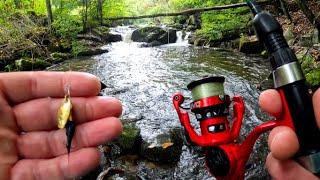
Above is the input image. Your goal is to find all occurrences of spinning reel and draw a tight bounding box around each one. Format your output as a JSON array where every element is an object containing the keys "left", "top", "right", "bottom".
[
  {"left": 173, "top": 76, "right": 281, "bottom": 179},
  {"left": 173, "top": 1, "right": 320, "bottom": 179}
]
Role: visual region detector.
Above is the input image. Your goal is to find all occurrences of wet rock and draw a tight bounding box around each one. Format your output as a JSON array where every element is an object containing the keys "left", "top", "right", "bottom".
[
  {"left": 77, "top": 48, "right": 108, "bottom": 56},
  {"left": 139, "top": 128, "right": 183, "bottom": 164},
  {"left": 131, "top": 27, "right": 177, "bottom": 45},
  {"left": 97, "top": 168, "right": 126, "bottom": 180},
  {"left": 92, "top": 27, "right": 122, "bottom": 43},
  {"left": 77, "top": 33, "right": 104, "bottom": 43},
  {"left": 188, "top": 34, "right": 207, "bottom": 46},
  {"left": 193, "top": 38, "right": 208, "bottom": 47},
  {"left": 239, "top": 35, "right": 264, "bottom": 54},
  {"left": 50, "top": 52, "right": 72, "bottom": 64},
  {"left": 105, "top": 33, "right": 122, "bottom": 42},
  {"left": 139, "top": 41, "right": 163, "bottom": 47}
]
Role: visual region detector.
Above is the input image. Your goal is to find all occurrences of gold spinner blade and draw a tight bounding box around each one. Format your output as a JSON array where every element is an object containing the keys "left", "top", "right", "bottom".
[{"left": 57, "top": 95, "right": 72, "bottom": 129}]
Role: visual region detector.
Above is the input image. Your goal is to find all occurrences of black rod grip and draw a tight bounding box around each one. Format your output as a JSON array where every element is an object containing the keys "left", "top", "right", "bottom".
[{"left": 281, "top": 81, "right": 320, "bottom": 156}]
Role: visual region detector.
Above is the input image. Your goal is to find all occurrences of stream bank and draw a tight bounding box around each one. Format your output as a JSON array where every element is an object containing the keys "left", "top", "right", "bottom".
[{"left": 48, "top": 26, "right": 272, "bottom": 179}]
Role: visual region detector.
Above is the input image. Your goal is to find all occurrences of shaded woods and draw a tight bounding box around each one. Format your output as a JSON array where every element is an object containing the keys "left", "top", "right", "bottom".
[{"left": 0, "top": 0, "right": 319, "bottom": 86}]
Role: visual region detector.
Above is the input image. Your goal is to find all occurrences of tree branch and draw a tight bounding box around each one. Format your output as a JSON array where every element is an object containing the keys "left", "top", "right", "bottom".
[{"left": 105, "top": 1, "right": 270, "bottom": 21}]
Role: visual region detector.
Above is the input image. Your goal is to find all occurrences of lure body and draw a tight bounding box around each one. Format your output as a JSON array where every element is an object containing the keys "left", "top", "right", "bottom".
[
  {"left": 57, "top": 95, "right": 72, "bottom": 129},
  {"left": 57, "top": 95, "right": 75, "bottom": 155}
]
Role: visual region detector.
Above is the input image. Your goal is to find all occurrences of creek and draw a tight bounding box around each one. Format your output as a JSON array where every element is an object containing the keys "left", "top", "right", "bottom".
[{"left": 48, "top": 26, "right": 272, "bottom": 179}]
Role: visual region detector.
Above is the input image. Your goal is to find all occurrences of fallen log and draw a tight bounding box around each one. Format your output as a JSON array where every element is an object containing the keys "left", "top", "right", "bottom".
[{"left": 105, "top": 0, "right": 270, "bottom": 21}]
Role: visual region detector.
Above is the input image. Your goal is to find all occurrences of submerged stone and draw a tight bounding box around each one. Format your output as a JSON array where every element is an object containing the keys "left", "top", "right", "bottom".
[{"left": 139, "top": 127, "right": 184, "bottom": 164}]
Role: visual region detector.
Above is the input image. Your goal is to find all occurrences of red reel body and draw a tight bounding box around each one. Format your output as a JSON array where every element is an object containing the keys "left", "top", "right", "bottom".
[{"left": 173, "top": 87, "right": 293, "bottom": 179}]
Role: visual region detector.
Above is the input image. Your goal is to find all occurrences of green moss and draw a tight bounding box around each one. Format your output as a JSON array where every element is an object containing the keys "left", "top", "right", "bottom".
[
  {"left": 239, "top": 33, "right": 249, "bottom": 50},
  {"left": 299, "top": 54, "right": 320, "bottom": 87},
  {"left": 117, "top": 124, "right": 140, "bottom": 150},
  {"left": 305, "top": 69, "right": 320, "bottom": 87},
  {"left": 71, "top": 40, "right": 89, "bottom": 57},
  {"left": 14, "top": 58, "right": 51, "bottom": 71}
]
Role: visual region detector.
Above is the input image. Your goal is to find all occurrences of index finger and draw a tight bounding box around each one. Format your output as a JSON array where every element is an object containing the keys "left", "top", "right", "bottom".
[{"left": 0, "top": 71, "right": 101, "bottom": 104}]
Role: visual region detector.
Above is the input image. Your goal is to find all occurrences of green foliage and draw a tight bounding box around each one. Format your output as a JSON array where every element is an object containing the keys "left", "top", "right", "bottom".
[
  {"left": 52, "top": 12, "right": 82, "bottom": 39},
  {"left": 305, "top": 69, "right": 320, "bottom": 87},
  {"left": 71, "top": 41, "right": 88, "bottom": 57},
  {"left": 300, "top": 54, "right": 320, "bottom": 87},
  {"left": 197, "top": 7, "right": 251, "bottom": 41},
  {"left": 102, "top": 0, "right": 128, "bottom": 17}
]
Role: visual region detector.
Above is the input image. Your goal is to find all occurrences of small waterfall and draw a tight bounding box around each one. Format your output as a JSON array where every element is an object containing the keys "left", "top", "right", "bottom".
[
  {"left": 174, "top": 31, "right": 191, "bottom": 45},
  {"left": 176, "top": 31, "right": 183, "bottom": 43},
  {"left": 109, "top": 26, "right": 135, "bottom": 43}
]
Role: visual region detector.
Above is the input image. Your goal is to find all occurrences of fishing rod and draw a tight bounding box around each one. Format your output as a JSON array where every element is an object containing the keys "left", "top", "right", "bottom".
[
  {"left": 247, "top": 0, "right": 320, "bottom": 175},
  {"left": 172, "top": 0, "right": 320, "bottom": 179}
]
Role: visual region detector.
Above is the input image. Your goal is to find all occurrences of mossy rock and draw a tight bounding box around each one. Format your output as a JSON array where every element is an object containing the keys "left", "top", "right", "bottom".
[
  {"left": 50, "top": 52, "right": 72, "bottom": 64},
  {"left": 131, "top": 27, "right": 177, "bottom": 44},
  {"left": 113, "top": 124, "right": 141, "bottom": 154},
  {"left": 305, "top": 68, "right": 320, "bottom": 88},
  {"left": 50, "top": 39, "right": 72, "bottom": 53},
  {"left": 239, "top": 35, "right": 264, "bottom": 54},
  {"left": 15, "top": 58, "right": 51, "bottom": 71}
]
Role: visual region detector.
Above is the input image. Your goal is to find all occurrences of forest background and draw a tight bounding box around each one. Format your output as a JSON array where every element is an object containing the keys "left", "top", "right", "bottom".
[{"left": 0, "top": 0, "right": 319, "bottom": 87}]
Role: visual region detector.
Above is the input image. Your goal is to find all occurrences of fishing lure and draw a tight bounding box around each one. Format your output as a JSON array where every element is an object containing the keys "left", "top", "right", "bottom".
[{"left": 57, "top": 88, "right": 76, "bottom": 156}]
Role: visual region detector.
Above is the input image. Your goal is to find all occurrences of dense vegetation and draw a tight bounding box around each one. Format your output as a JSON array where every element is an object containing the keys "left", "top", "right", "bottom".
[{"left": 0, "top": 0, "right": 319, "bottom": 87}]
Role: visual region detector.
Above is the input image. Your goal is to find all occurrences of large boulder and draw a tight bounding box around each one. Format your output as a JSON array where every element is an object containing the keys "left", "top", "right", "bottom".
[
  {"left": 139, "top": 127, "right": 184, "bottom": 164},
  {"left": 239, "top": 35, "right": 264, "bottom": 54},
  {"left": 92, "top": 27, "right": 122, "bottom": 43},
  {"left": 105, "top": 33, "right": 122, "bottom": 42},
  {"left": 131, "top": 27, "right": 177, "bottom": 46}
]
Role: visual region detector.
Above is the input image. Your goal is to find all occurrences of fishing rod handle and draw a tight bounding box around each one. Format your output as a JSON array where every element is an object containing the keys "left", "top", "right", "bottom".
[{"left": 247, "top": 0, "right": 320, "bottom": 174}]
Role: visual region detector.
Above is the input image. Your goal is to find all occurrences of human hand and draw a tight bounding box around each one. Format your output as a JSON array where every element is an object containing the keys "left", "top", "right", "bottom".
[
  {"left": 259, "top": 89, "right": 320, "bottom": 179},
  {"left": 0, "top": 72, "right": 123, "bottom": 180}
]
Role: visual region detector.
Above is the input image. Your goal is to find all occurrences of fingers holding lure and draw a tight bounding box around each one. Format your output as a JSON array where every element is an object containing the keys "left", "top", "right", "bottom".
[{"left": 57, "top": 89, "right": 76, "bottom": 156}]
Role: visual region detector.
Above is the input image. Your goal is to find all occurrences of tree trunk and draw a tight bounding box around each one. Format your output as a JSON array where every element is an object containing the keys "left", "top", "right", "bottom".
[
  {"left": 97, "top": 0, "right": 103, "bottom": 25},
  {"left": 278, "top": 0, "right": 292, "bottom": 22},
  {"left": 296, "top": 0, "right": 320, "bottom": 32},
  {"left": 82, "top": 0, "right": 88, "bottom": 32},
  {"left": 45, "top": 0, "right": 53, "bottom": 26},
  {"left": 14, "top": 0, "right": 21, "bottom": 8}
]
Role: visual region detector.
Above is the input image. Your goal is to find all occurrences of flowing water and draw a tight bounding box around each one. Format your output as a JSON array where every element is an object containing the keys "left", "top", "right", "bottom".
[{"left": 48, "top": 26, "right": 272, "bottom": 179}]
